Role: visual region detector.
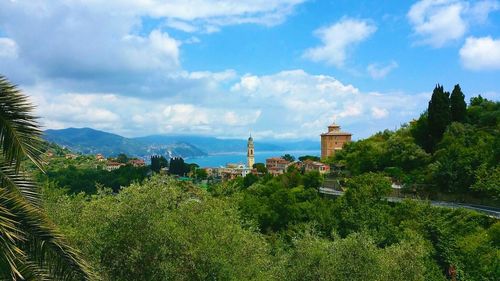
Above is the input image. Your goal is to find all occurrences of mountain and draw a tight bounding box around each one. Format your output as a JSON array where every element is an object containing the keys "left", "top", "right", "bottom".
[
  {"left": 134, "top": 135, "right": 320, "bottom": 154},
  {"left": 43, "top": 128, "right": 321, "bottom": 158},
  {"left": 43, "top": 128, "right": 206, "bottom": 158}
]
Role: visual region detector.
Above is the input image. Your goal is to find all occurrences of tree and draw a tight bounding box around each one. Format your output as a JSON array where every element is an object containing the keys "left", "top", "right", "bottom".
[
  {"left": 0, "top": 76, "right": 94, "bottom": 280},
  {"left": 169, "top": 157, "right": 188, "bottom": 176},
  {"left": 253, "top": 163, "right": 268, "bottom": 174},
  {"left": 150, "top": 155, "right": 168, "bottom": 173},
  {"left": 298, "top": 155, "right": 320, "bottom": 162},
  {"left": 243, "top": 173, "right": 259, "bottom": 188},
  {"left": 281, "top": 154, "right": 295, "bottom": 162},
  {"left": 450, "top": 84, "right": 466, "bottom": 123},
  {"left": 116, "top": 153, "right": 129, "bottom": 163},
  {"left": 427, "top": 85, "right": 450, "bottom": 150},
  {"left": 302, "top": 170, "right": 323, "bottom": 189}
]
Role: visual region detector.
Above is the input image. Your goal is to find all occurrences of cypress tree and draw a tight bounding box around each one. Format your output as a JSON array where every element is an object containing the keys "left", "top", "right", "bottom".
[
  {"left": 427, "top": 84, "right": 450, "bottom": 149},
  {"left": 450, "top": 84, "right": 467, "bottom": 122}
]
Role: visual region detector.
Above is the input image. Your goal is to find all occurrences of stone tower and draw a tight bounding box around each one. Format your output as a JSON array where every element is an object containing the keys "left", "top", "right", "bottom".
[
  {"left": 320, "top": 123, "right": 352, "bottom": 159},
  {"left": 247, "top": 135, "right": 255, "bottom": 168}
]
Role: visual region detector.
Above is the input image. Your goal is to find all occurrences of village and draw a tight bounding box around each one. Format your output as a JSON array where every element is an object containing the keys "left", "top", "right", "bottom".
[{"left": 50, "top": 123, "right": 351, "bottom": 183}]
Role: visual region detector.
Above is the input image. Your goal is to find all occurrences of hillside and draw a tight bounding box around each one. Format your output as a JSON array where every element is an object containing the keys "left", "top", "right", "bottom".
[
  {"left": 135, "top": 135, "right": 319, "bottom": 153},
  {"left": 43, "top": 128, "right": 206, "bottom": 158},
  {"left": 44, "top": 128, "right": 321, "bottom": 158}
]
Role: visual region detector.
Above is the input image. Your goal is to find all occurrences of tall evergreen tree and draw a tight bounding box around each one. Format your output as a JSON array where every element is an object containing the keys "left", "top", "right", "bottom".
[
  {"left": 427, "top": 85, "right": 451, "bottom": 150},
  {"left": 450, "top": 84, "right": 467, "bottom": 122}
]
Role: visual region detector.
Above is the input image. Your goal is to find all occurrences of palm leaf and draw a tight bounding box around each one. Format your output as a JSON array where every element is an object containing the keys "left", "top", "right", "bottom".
[
  {"left": 0, "top": 75, "right": 43, "bottom": 171},
  {"left": 0, "top": 76, "right": 96, "bottom": 280},
  {"left": 0, "top": 159, "right": 41, "bottom": 206},
  {"left": 0, "top": 187, "right": 96, "bottom": 280}
]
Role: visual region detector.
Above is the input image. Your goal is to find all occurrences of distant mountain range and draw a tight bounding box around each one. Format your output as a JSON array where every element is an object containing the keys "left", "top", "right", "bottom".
[{"left": 43, "top": 128, "right": 320, "bottom": 159}]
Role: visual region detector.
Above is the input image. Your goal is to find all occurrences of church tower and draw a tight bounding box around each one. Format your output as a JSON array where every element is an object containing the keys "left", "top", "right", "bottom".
[{"left": 247, "top": 135, "right": 255, "bottom": 168}]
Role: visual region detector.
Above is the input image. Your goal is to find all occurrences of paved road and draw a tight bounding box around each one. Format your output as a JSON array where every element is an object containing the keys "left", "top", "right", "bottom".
[{"left": 318, "top": 187, "right": 500, "bottom": 219}]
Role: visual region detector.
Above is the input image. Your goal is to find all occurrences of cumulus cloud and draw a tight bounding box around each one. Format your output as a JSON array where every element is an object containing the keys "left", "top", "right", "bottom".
[
  {"left": 303, "top": 18, "right": 377, "bottom": 67},
  {"left": 0, "top": 0, "right": 304, "bottom": 91},
  {"left": 459, "top": 36, "right": 500, "bottom": 70},
  {"left": 24, "top": 70, "right": 429, "bottom": 139},
  {"left": 407, "top": 0, "right": 500, "bottom": 47},
  {"left": 366, "top": 61, "right": 399, "bottom": 79},
  {"left": 371, "top": 107, "right": 389, "bottom": 119}
]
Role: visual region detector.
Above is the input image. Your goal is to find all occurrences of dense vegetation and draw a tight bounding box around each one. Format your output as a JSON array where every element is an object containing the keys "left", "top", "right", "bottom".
[
  {"left": 333, "top": 85, "right": 499, "bottom": 206},
  {"left": 42, "top": 172, "right": 499, "bottom": 281}
]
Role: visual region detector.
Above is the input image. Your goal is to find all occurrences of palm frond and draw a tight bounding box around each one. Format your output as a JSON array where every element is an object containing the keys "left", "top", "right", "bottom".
[
  {"left": 0, "top": 187, "right": 96, "bottom": 280},
  {"left": 0, "top": 75, "right": 43, "bottom": 172},
  {"left": 0, "top": 160, "right": 41, "bottom": 206}
]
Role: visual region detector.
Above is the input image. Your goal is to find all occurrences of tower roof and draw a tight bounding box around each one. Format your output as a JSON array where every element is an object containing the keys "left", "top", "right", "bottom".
[{"left": 322, "top": 123, "right": 351, "bottom": 136}]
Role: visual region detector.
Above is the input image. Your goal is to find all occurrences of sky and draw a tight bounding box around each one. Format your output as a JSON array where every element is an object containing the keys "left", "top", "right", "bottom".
[{"left": 0, "top": 0, "right": 499, "bottom": 140}]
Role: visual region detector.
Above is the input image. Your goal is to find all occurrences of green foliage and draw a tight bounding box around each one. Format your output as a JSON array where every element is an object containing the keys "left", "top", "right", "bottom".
[
  {"left": 302, "top": 170, "right": 323, "bottom": 189},
  {"left": 335, "top": 87, "right": 499, "bottom": 205},
  {"left": 431, "top": 123, "right": 495, "bottom": 193},
  {"left": 450, "top": 84, "right": 467, "bottom": 122},
  {"left": 281, "top": 232, "right": 426, "bottom": 281},
  {"left": 243, "top": 172, "right": 259, "bottom": 188},
  {"left": 252, "top": 162, "right": 268, "bottom": 174},
  {"left": 44, "top": 176, "right": 273, "bottom": 280},
  {"left": 281, "top": 154, "right": 295, "bottom": 162},
  {"left": 116, "top": 153, "right": 129, "bottom": 163},
  {"left": 428, "top": 85, "right": 451, "bottom": 150},
  {"left": 169, "top": 157, "right": 190, "bottom": 176},
  {"left": 298, "top": 155, "right": 320, "bottom": 162},
  {"left": 39, "top": 164, "right": 149, "bottom": 194},
  {"left": 150, "top": 155, "right": 168, "bottom": 173}
]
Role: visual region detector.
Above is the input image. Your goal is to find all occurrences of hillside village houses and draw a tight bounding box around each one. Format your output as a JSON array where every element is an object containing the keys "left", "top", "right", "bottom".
[
  {"left": 203, "top": 123, "right": 345, "bottom": 181},
  {"left": 85, "top": 122, "right": 348, "bottom": 179}
]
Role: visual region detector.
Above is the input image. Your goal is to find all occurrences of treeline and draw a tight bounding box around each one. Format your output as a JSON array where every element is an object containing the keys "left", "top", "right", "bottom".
[
  {"left": 333, "top": 85, "right": 499, "bottom": 205},
  {"left": 39, "top": 165, "right": 149, "bottom": 193},
  {"left": 43, "top": 172, "right": 499, "bottom": 281}
]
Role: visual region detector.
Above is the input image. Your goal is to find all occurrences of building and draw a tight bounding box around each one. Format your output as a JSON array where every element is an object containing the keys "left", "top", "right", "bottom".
[
  {"left": 266, "top": 157, "right": 291, "bottom": 176},
  {"left": 247, "top": 135, "right": 255, "bottom": 168},
  {"left": 320, "top": 123, "right": 352, "bottom": 159},
  {"left": 105, "top": 162, "right": 125, "bottom": 171},
  {"left": 95, "top": 153, "right": 106, "bottom": 161},
  {"left": 303, "top": 160, "right": 330, "bottom": 174},
  {"left": 129, "top": 159, "right": 146, "bottom": 167}
]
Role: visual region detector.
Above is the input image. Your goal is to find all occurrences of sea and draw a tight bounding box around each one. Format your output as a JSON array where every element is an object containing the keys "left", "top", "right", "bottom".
[{"left": 184, "top": 150, "right": 320, "bottom": 167}]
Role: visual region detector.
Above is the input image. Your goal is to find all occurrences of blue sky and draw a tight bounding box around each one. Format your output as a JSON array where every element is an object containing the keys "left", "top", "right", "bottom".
[{"left": 0, "top": 0, "right": 499, "bottom": 140}]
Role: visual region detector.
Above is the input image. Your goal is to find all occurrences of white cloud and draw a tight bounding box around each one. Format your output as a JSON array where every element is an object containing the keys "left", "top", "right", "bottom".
[
  {"left": 408, "top": 0, "right": 500, "bottom": 47},
  {"left": 0, "top": 0, "right": 305, "bottom": 88},
  {"left": 0, "top": 38, "right": 18, "bottom": 58},
  {"left": 230, "top": 75, "right": 261, "bottom": 92},
  {"left": 24, "top": 70, "right": 429, "bottom": 139},
  {"left": 459, "top": 36, "right": 500, "bottom": 70},
  {"left": 303, "top": 18, "right": 377, "bottom": 67},
  {"left": 366, "top": 61, "right": 399, "bottom": 79},
  {"left": 469, "top": 0, "right": 500, "bottom": 23},
  {"left": 371, "top": 107, "right": 389, "bottom": 119}
]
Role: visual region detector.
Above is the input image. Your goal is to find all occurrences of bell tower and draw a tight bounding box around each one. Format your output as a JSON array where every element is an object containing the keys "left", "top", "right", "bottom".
[{"left": 247, "top": 135, "right": 255, "bottom": 168}]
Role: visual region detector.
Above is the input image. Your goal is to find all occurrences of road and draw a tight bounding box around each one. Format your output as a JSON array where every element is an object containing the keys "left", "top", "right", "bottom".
[{"left": 318, "top": 187, "right": 500, "bottom": 219}]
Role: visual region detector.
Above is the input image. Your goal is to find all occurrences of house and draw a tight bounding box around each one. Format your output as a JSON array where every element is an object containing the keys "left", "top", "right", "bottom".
[
  {"left": 266, "top": 157, "right": 291, "bottom": 176},
  {"left": 303, "top": 160, "right": 330, "bottom": 174},
  {"left": 128, "top": 159, "right": 145, "bottom": 167},
  {"left": 65, "top": 153, "right": 78, "bottom": 159},
  {"left": 105, "top": 162, "right": 125, "bottom": 171},
  {"left": 95, "top": 154, "right": 106, "bottom": 162}
]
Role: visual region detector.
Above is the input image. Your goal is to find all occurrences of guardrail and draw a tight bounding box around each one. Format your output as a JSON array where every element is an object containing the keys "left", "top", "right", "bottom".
[{"left": 318, "top": 187, "right": 500, "bottom": 219}]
